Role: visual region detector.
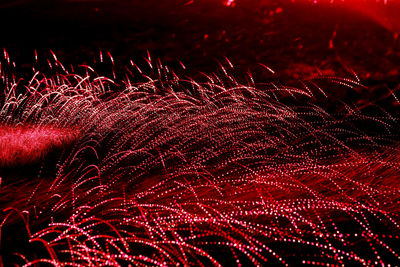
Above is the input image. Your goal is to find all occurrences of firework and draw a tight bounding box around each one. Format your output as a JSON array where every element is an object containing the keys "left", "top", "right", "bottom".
[{"left": 0, "top": 52, "right": 399, "bottom": 266}]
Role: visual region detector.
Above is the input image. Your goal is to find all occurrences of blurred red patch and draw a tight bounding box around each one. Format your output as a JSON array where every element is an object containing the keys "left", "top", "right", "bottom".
[{"left": 0, "top": 125, "right": 79, "bottom": 167}]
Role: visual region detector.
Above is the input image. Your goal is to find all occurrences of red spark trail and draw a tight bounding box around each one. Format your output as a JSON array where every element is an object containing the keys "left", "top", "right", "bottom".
[{"left": 0, "top": 53, "right": 399, "bottom": 265}]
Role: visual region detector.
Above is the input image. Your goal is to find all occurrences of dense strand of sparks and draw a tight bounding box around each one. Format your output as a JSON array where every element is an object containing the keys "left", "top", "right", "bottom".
[{"left": 0, "top": 51, "right": 399, "bottom": 266}]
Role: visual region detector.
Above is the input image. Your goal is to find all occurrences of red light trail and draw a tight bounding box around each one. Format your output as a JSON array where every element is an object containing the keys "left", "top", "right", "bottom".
[{"left": 0, "top": 51, "right": 399, "bottom": 266}]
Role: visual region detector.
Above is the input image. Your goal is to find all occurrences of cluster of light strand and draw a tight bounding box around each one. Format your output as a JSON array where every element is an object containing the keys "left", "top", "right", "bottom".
[{"left": 0, "top": 51, "right": 399, "bottom": 266}]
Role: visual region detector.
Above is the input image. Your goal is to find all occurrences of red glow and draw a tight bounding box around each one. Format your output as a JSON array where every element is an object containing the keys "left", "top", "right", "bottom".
[
  {"left": 270, "top": 0, "right": 400, "bottom": 33},
  {"left": 324, "top": 0, "right": 400, "bottom": 33},
  {"left": 224, "top": 0, "right": 236, "bottom": 7},
  {"left": 0, "top": 125, "right": 79, "bottom": 167}
]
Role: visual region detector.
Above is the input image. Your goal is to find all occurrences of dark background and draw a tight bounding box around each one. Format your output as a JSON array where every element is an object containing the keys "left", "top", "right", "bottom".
[{"left": 0, "top": 0, "right": 399, "bottom": 83}]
